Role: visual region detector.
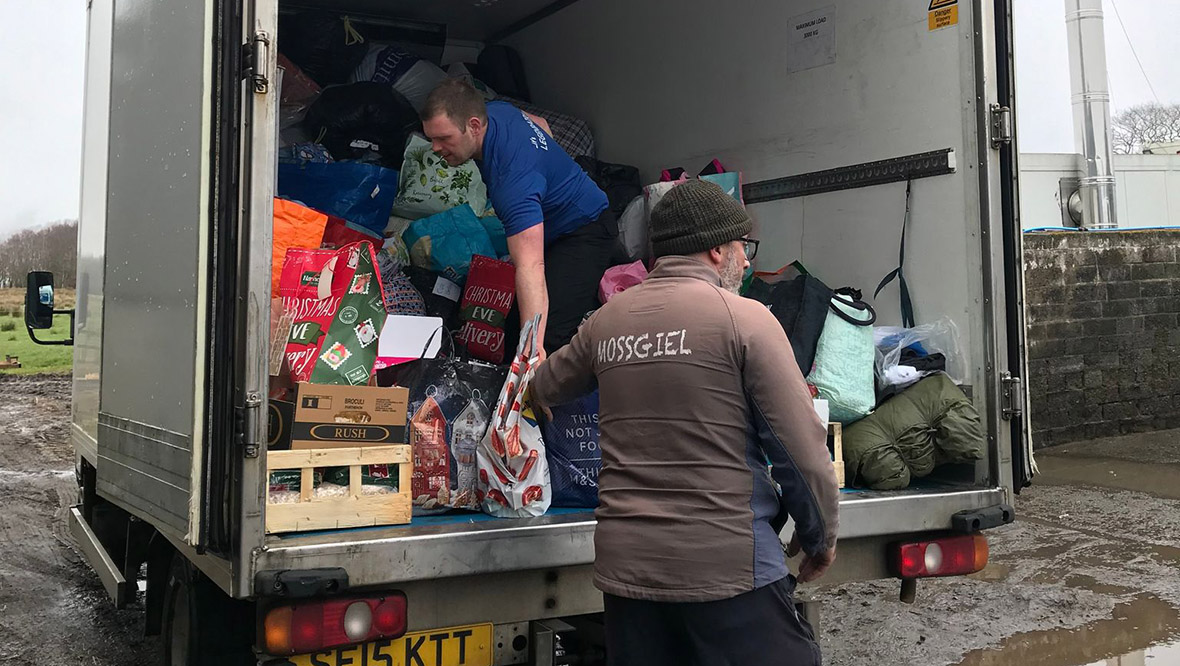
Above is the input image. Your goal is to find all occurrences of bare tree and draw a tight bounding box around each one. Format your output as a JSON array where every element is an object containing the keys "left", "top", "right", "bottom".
[
  {"left": 0, "top": 221, "right": 78, "bottom": 289},
  {"left": 1111, "top": 103, "right": 1180, "bottom": 154}
]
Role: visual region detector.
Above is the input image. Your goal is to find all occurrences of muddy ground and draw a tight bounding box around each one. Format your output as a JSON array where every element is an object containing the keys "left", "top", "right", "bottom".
[
  {"left": 810, "top": 428, "right": 1180, "bottom": 665},
  {"left": 1, "top": 375, "right": 1178, "bottom": 665},
  {"left": 0, "top": 374, "right": 156, "bottom": 665}
]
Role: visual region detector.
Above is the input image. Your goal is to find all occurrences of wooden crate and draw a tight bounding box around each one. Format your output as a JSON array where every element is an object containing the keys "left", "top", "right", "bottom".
[
  {"left": 828, "top": 423, "right": 845, "bottom": 489},
  {"left": 266, "top": 445, "right": 412, "bottom": 534}
]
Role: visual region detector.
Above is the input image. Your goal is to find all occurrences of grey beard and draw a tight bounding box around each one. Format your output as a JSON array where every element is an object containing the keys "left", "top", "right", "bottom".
[{"left": 720, "top": 253, "right": 744, "bottom": 294}]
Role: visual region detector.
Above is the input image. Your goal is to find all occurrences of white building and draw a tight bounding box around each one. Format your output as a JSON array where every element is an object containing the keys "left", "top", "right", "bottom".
[{"left": 1020, "top": 153, "right": 1180, "bottom": 229}]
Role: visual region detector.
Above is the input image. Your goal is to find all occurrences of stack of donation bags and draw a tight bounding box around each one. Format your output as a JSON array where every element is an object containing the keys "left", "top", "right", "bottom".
[
  {"left": 268, "top": 14, "right": 634, "bottom": 518},
  {"left": 746, "top": 266, "right": 986, "bottom": 491}
]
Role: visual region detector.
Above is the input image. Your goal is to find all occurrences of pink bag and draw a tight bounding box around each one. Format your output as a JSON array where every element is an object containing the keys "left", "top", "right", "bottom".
[{"left": 599, "top": 261, "right": 649, "bottom": 304}]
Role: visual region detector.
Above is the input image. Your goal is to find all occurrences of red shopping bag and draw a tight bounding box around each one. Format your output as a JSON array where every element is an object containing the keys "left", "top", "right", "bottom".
[{"left": 279, "top": 241, "right": 385, "bottom": 384}]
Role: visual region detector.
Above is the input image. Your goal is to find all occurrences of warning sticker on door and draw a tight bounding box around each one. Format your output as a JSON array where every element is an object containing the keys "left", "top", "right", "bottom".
[{"left": 928, "top": 0, "right": 959, "bottom": 31}]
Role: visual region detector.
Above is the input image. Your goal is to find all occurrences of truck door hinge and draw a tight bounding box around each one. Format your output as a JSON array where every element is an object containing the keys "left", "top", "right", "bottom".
[
  {"left": 1000, "top": 372, "right": 1023, "bottom": 421},
  {"left": 238, "top": 391, "right": 263, "bottom": 458},
  {"left": 242, "top": 31, "right": 271, "bottom": 94},
  {"left": 990, "top": 104, "right": 1013, "bottom": 149}
]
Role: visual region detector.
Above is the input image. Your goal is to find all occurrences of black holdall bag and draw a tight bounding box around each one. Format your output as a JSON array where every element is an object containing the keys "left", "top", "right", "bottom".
[
  {"left": 747, "top": 274, "right": 876, "bottom": 376},
  {"left": 575, "top": 156, "right": 642, "bottom": 219},
  {"left": 475, "top": 45, "right": 532, "bottom": 102}
]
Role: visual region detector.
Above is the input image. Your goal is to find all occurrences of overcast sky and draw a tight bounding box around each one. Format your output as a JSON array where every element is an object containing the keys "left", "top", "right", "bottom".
[{"left": 0, "top": 0, "right": 1177, "bottom": 237}]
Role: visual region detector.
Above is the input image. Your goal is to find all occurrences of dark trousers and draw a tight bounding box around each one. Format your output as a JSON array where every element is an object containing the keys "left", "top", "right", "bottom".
[
  {"left": 603, "top": 577, "right": 822, "bottom": 666},
  {"left": 506, "top": 208, "right": 618, "bottom": 355}
]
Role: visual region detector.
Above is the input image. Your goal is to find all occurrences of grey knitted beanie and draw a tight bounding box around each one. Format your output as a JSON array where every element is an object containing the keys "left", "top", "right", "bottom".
[{"left": 649, "top": 179, "right": 752, "bottom": 257}]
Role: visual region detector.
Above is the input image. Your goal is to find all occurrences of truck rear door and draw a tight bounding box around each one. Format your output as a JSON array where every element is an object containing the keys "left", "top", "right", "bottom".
[
  {"left": 995, "top": 0, "right": 1036, "bottom": 490},
  {"left": 99, "top": 0, "right": 229, "bottom": 547}
]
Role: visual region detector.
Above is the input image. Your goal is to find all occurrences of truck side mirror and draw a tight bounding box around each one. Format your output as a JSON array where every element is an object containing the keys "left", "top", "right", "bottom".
[
  {"left": 24, "top": 271, "right": 74, "bottom": 346},
  {"left": 25, "top": 271, "right": 55, "bottom": 330}
]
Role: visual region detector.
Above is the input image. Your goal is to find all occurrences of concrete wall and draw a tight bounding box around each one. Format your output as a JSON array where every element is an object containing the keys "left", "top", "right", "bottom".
[
  {"left": 1020, "top": 153, "right": 1180, "bottom": 229},
  {"left": 1024, "top": 230, "right": 1180, "bottom": 448}
]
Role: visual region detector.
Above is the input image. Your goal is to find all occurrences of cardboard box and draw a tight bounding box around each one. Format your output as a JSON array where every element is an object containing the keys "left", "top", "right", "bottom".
[
  {"left": 267, "top": 399, "right": 295, "bottom": 451},
  {"left": 291, "top": 383, "right": 409, "bottom": 450}
]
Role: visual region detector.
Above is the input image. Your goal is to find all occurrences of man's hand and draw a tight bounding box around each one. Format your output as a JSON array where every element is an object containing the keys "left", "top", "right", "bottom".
[
  {"left": 787, "top": 532, "right": 837, "bottom": 584},
  {"left": 528, "top": 385, "right": 554, "bottom": 422}
]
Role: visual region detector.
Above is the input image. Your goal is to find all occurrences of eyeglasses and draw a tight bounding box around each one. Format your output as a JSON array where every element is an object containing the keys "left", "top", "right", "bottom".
[{"left": 741, "top": 238, "right": 760, "bottom": 261}]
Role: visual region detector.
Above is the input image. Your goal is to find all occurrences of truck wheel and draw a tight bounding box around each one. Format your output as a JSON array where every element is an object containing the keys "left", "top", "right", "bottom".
[{"left": 161, "top": 554, "right": 254, "bottom": 666}]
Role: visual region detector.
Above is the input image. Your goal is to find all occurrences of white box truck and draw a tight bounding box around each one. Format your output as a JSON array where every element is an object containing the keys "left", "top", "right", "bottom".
[{"left": 26, "top": 0, "right": 1035, "bottom": 663}]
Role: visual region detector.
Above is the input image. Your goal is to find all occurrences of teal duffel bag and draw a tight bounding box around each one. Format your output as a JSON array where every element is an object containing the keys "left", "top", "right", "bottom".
[{"left": 807, "top": 289, "right": 877, "bottom": 424}]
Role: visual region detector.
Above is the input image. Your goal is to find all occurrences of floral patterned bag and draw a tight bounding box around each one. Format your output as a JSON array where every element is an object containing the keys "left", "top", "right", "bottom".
[{"left": 392, "top": 134, "right": 489, "bottom": 220}]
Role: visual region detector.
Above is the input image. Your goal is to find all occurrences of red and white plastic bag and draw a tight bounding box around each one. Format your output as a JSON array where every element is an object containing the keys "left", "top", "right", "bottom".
[{"left": 476, "top": 314, "right": 551, "bottom": 518}]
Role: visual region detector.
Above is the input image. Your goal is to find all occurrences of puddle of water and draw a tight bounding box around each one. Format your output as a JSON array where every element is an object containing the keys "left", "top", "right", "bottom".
[
  {"left": 1017, "top": 542, "right": 1082, "bottom": 561},
  {"left": 1034, "top": 455, "right": 1180, "bottom": 501},
  {"left": 968, "top": 563, "right": 1012, "bottom": 583},
  {"left": 0, "top": 469, "right": 74, "bottom": 480},
  {"left": 1063, "top": 574, "right": 1137, "bottom": 596},
  {"left": 956, "top": 595, "right": 1180, "bottom": 666},
  {"left": 1080, "top": 640, "right": 1180, "bottom": 665}
]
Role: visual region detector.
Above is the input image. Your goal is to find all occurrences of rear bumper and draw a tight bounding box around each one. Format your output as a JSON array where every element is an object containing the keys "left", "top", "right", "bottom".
[
  {"left": 251, "top": 487, "right": 1009, "bottom": 591},
  {"left": 836, "top": 487, "right": 1009, "bottom": 538}
]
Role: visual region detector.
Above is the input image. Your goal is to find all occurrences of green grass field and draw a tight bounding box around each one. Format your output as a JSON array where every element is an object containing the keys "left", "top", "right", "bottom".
[{"left": 0, "top": 289, "right": 75, "bottom": 375}]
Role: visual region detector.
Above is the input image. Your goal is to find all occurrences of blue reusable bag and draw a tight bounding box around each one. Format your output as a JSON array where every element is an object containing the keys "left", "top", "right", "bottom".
[
  {"left": 402, "top": 204, "right": 497, "bottom": 282},
  {"left": 700, "top": 172, "right": 743, "bottom": 203},
  {"left": 541, "top": 391, "right": 601, "bottom": 508},
  {"left": 277, "top": 161, "right": 400, "bottom": 236}
]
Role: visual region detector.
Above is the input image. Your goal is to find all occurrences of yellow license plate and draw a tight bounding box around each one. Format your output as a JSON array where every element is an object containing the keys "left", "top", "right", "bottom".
[{"left": 290, "top": 623, "right": 493, "bottom": 666}]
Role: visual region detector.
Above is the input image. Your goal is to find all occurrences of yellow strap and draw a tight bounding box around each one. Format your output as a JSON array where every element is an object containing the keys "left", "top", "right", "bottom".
[{"left": 342, "top": 16, "right": 365, "bottom": 46}]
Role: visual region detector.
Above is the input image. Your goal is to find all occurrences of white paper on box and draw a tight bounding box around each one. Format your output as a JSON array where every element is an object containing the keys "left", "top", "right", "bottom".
[
  {"left": 813, "top": 399, "right": 830, "bottom": 425},
  {"left": 375, "top": 315, "right": 444, "bottom": 368}
]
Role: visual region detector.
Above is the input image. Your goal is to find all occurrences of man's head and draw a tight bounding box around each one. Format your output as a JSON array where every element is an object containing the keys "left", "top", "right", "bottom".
[
  {"left": 650, "top": 180, "right": 754, "bottom": 293},
  {"left": 420, "top": 79, "right": 488, "bottom": 166}
]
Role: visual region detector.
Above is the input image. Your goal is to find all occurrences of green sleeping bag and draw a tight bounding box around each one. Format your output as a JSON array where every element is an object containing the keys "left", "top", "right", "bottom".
[{"left": 843, "top": 374, "right": 985, "bottom": 490}]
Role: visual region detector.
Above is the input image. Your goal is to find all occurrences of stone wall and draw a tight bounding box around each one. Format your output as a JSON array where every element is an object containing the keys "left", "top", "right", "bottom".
[{"left": 1024, "top": 230, "right": 1180, "bottom": 449}]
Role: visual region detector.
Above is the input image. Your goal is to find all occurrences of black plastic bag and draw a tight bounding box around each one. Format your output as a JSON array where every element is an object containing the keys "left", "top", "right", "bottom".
[
  {"left": 303, "top": 82, "right": 420, "bottom": 167},
  {"left": 475, "top": 45, "right": 531, "bottom": 102},
  {"left": 576, "top": 156, "right": 642, "bottom": 219},
  {"left": 278, "top": 11, "right": 369, "bottom": 86},
  {"left": 748, "top": 274, "right": 876, "bottom": 376},
  {"left": 377, "top": 351, "right": 508, "bottom": 513},
  {"left": 402, "top": 266, "right": 462, "bottom": 328},
  {"left": 747, "top": 275, "right": 835, "bottom": 376}
]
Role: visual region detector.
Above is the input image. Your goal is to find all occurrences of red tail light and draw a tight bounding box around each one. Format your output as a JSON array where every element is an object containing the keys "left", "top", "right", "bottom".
[
  {"left": 264, "top": 593, "right": 407, "bottom": 655},
  {"left": 894, "top": 534, "right": 988, "bottom": 579}
]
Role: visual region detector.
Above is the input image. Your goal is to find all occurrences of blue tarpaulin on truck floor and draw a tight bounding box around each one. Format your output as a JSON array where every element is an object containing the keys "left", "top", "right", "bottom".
[{"left": 273, "top": 507, "right": 595, "bottom": 540}]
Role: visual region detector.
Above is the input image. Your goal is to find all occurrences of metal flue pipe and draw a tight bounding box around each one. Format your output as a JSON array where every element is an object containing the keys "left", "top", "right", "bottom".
[{"left": 1065, "top": 0, "right": 1118, "bottom": 229}]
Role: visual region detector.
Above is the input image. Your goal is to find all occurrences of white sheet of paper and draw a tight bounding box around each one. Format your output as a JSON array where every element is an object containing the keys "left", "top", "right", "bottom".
[
  {"left": 787, "top": 5, "right": 837, "bottom": 73},
  {"left": 376, "top": 315, "right": 444, "bottom": 366},
  {"left": 813, "top": 399, "right": 830, "bottom": 425}
]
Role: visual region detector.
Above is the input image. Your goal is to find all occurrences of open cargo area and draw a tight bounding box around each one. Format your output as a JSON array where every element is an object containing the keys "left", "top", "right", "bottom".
[{"left": 247, "top": 0, "right": 1024, "bottom": 599}]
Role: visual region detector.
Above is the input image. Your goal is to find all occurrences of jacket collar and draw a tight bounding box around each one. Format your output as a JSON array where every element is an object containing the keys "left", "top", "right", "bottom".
[{"left": 647, "top": 256, "right": 723, "bottom": 287}]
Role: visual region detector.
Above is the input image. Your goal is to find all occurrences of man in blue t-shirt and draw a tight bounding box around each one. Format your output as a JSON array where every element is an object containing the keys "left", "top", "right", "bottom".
[{"left": 421, "top": 79, "right": 616, "bottom": 357}]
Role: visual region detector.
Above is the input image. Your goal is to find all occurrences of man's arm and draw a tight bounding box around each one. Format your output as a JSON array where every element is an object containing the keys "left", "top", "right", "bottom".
[
  {"left": 523, "top": 111, "right": 553, "bottom": 138},
  {"left": 739, "top": 303, "right": 839, "bottom": 576},
  {"left": 531, "top": 311, "right": 597, "bottom": 409},
  {"left": 507, "top": 225, "right": 549, "bottom": 359}
]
